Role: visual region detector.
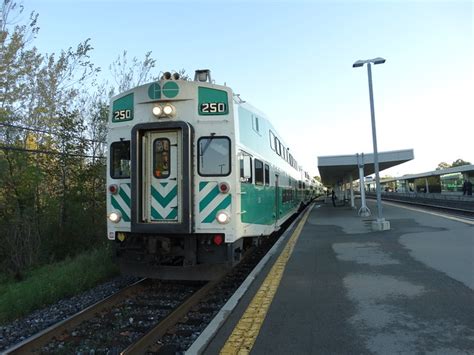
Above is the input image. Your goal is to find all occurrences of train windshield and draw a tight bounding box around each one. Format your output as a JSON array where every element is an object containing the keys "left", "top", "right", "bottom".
[
  {"left": 110, "top": 141, "right": 130, "bottom": 178},
  {"left": 198, "top": 136, "right": 231, "bottom": 176}
]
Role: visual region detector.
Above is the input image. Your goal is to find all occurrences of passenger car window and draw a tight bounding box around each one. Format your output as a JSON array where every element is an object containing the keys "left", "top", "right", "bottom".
[
  {"left": 265, "top": 164, "right": 270, "bottom": 185},
  {"left": 198, "top": 136, "right": 231, "bottom": 176},
  {"left": 255, "top": 159, "right": 264, "bottom": 185},
  {"left": 153, "top": 138, "right": 170, "bottom": 178},
  {"left": 110, "top": 141, "right": 130, "bottom": 179}
]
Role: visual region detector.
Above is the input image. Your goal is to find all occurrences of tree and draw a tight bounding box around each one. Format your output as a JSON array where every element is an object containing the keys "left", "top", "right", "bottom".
[
  {"left": 436, "top": 162, "right": 451, "bottom": 170},
  {"left": 451, "top": 158, "right": 471, "bottom": 167},
  {"left": 0, "top": 1, "right": 100, "bottom": 276},
  {"left": 109, "top": 50, "right": 158, "bottom": 94}
]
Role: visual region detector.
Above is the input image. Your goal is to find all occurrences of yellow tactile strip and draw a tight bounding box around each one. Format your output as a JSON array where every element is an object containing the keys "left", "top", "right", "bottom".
[{"left": 220, "top": 206, "right": 312, "bottom": 354}]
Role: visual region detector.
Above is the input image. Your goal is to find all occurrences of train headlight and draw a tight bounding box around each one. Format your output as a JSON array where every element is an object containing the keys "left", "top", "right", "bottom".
[
  {"left": 163, "top": 104, "right": 175, "bottom": 116},
  {"left": 152, "top": 104, "right": 175, "bottom": 118},
  {"left": 108, "top": 211, "right": 122, "bottom": 223},
  {"left": 216, "top": 210, "right": 230, "bottom": 224},
  {"left": 152, "top": 106, "right": 162, "bottom": 116}
]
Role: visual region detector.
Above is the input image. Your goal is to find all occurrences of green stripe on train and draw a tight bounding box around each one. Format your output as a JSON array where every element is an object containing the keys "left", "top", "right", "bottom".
[
  {"left": 199, "top": 183, "right": 220, "bottom": 212},
  {"left": 151, "top": 206, "right": 177, "bottom": 220},
  {"left": 151, "top": 184, "right": 177, "bottom": 208},
  {"left": 118, "top": 186, "right": 131, "bottom": 206},
  {"left": 240, "top": 184, "right": 299, "bottom": 225},
  {"left": 202, "top": 194, "right": 232, "bottom": 223},
  {"left": 111, "top": 196, "right": 130, "bottom": 222}
]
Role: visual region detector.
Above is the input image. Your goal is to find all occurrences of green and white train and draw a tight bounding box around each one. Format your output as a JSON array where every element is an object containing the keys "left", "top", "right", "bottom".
[{"left": 107, "top": 70, "right": 321, "bottom": 280}]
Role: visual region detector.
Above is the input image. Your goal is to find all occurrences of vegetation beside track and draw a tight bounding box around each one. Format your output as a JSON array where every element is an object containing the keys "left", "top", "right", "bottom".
[{"left": 0, "top": 246, "right": 118, "bottom": 324}]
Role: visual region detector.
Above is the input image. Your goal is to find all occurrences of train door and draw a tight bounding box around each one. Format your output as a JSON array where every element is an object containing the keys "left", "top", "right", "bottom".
[
  {"left": 142, "top": 131, "right": 182, "bottom": 223},
  {"left": 274, "top": 174, "right": 280, "bottom": 223}
]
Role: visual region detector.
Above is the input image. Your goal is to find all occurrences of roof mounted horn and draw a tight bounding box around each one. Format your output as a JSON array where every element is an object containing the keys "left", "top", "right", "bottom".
[{"left": 194, "top": 69, "right": 211, "bottom": 83}]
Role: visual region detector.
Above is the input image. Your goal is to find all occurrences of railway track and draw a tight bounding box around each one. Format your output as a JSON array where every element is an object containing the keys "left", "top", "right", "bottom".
[
  {"left": 377, "top": 196, "right": 474, "bottom": 221},
  {"left": 3, "top": 278, "right": 207, "bottom": 354},
  {"left": 3, "top": 215, "right": 296, "bottom": 354}
]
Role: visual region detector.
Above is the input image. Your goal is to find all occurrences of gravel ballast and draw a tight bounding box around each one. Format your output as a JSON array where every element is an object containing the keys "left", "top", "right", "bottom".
[{"left": 0, "top": 275, "right": 139, "bottom": 352}]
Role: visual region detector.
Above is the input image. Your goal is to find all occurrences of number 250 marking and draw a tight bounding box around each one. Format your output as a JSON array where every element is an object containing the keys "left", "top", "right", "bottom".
[
  {"left": 114, "top": 110, "right": 131, "bottom": 120},
  {"left": 201, "top": 102, "right": 226, "bottom": 113}
]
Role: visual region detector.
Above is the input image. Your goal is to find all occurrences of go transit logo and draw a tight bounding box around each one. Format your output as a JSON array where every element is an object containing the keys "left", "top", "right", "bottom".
[{"left": 148, "top": 82, "right": 179, "bottom": 99}]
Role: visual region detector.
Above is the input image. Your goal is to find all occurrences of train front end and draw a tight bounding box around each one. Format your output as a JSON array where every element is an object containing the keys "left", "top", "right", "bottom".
[{"left": 106, "top": 71, "right": 241, "bottom": 280}]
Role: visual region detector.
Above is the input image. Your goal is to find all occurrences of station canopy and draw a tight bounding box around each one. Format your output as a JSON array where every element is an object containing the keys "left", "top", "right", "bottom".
[{"left": 317, "top": 149, "right": 414, "bottom": 186}]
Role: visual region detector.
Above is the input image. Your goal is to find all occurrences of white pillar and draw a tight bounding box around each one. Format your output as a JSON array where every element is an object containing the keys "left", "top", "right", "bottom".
[
  {"left": 358, "top": 166, "right": 371, "bottom": 217},
  {"left": 425, "top": 178, "right": 430, "bottom": 193}
]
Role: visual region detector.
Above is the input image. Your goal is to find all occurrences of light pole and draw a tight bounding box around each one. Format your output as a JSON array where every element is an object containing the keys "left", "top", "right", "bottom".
[{"left": 353, "top": 57, "right": 390, "bottom": 231}]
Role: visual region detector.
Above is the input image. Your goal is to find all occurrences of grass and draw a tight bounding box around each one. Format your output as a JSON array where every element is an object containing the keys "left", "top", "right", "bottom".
[{"left": 0, "top": 245, "right": 119, "bottom": 324}]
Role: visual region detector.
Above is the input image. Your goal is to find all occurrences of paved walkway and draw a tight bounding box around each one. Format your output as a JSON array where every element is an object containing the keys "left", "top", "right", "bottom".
[{"left": 202, "top": 200, "right": 474, "bottom": 354}]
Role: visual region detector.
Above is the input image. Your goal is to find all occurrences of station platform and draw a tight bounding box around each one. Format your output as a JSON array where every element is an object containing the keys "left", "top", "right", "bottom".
[{"left": 191, "top": 199, "right": 474, "bottom": 354}]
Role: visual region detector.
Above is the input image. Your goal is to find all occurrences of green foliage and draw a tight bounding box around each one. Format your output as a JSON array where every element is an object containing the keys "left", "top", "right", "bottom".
[
  {"left": 109, "top": 50, "right": 158, "bottom": 94},
  {"left": 436, "top": 159, "right": 471, "bottom": 170},
  {"left": 436, "top": 162, "right": 451, "bottom": 170},
  {"left": 0, "top": 1, "right": 106, "bottom": 276},
  {"left": 0, "top": 246, "right": 118, "bottom": 324},
  {"left": 451, "top": 158, "right": 471, "bottom": 167}
]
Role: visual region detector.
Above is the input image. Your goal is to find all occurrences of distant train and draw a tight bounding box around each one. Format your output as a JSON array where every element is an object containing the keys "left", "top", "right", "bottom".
[{"left": 106, "top": 70, "right": 322, "bottom": 280}]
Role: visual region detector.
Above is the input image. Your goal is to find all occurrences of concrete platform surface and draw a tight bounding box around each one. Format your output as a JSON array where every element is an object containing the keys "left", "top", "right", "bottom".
[{"left": 201, "top": 200, "right": 474, "bottom": 354}]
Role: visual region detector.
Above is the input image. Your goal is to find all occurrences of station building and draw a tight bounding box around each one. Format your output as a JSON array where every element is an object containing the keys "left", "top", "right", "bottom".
[{"left": 367, "top": 164, "right": 474, "bottom": 194}]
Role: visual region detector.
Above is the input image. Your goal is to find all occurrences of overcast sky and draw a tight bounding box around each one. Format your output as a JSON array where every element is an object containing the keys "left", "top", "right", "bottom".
[{"left": 25, "top": 0, "right": 473, "bottom": 177}]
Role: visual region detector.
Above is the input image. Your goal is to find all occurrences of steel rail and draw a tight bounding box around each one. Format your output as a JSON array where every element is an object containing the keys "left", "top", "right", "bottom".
[
  {"left": 378, "top": 196, "right": 474, "bottom": 216},
  {"left": 121, "top": 277, "right": 222, "bottom": 354},
  {"left": 4, "top": 278, "right": 148, "bottom": 355}
]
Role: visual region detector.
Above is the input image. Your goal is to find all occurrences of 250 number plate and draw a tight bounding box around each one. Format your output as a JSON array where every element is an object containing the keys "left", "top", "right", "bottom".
[
  {"left": 113, "top": 109, "right": 132, "bottom": 121},
  {"left": 200, "top": 102, "right": 227, "bottom": 114}
]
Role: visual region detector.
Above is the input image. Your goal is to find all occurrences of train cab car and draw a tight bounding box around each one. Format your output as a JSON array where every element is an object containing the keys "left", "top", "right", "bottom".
[{"left": 106, "top": 70, "right": 312, "bottom": 280}]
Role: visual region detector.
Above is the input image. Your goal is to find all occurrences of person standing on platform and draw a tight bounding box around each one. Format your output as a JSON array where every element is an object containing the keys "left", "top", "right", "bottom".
[
  {"left": 331, "top": 190, "right": 336, "bottom": 207},
  {"left": 467, "top": 180, "right": 473, "bottom": 196},
  {"left": 462, "top": 180, "right": 468, "bottom": 195}
]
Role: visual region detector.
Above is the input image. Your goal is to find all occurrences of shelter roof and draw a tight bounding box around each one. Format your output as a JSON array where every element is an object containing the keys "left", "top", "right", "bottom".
[{"left": 317, "top": 149, "right": 414, "bottom": 186}]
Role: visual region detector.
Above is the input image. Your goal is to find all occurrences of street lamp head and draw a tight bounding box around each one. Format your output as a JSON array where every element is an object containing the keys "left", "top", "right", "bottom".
[
  {"left": 353, "top": 58, "right": 386, "bottom": 68},
  {"left": 372, "top": 57, "right": 386, "bottom": 65}
]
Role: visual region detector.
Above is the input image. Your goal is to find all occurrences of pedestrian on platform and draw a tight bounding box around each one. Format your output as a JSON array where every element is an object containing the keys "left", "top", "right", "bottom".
[
  {"left": 462, "top": 180, "right": 468, "bottom": 195},
  {"left": 467, "top": 180, "right": 473, "bottom": 196},
  {"left": 331, "top": 190, "right": 336, "bottom": 207}
]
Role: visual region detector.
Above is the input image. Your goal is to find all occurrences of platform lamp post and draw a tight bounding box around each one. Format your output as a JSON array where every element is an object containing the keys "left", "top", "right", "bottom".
[{"left": 353, "top": 57, "right": 390, "bottom": 231}]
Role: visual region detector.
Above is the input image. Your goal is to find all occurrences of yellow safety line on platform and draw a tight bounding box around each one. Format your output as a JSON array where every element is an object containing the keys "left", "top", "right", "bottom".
[
  {"left": 220, "top": 206, "right": 312, "bottom": 355},
  {"left": 384, "top": 201, "right": 474, "bottom": 225}
]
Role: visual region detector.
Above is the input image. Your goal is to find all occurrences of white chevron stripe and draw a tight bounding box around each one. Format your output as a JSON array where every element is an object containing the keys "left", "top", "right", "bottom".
[
  {"left": 152, "top": 181, "right": 177, "bottom": 196},
  {"left": 151, "top": 195, "right": 177, "bottom": 219},
  {"left": 151, "top": 181, "right": 178, "bottom": 220},
  {"left": 119, "top": 183, "right": 131, "bottom": 198},
  {"left": 113, "top": 185, "right": 131, "bottom": 218},
  {"left": 200, "top": 193, "right": 230, "bottom": 221},
  {"left": 200, "top": 182, "right": 216, "bottom": 197}
]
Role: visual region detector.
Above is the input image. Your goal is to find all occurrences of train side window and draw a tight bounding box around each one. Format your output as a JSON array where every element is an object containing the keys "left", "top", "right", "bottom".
[
  {"left": 269, "top": 131, "right": 276, "bottom": 151},
  {"left": 255, "top": 159, "right": 264, "bottom": 185},
  {"left": 275, "top": 138, "right": 281, "bottom": 156},
  {"left": 264, "top": 164, "right": 270, "bottom": 185},
  {"left": 240, "top": 155, "right": 253, "bottom": 183},
  {"left": 153, "top": 138, "right": 170, "bottom": 178},
  {"left": 198, "top": 136, "right": 231, "bottom": 176},
  {"left": 252, "top": 115, "right": 260, "bottom": 133},
  {"left": 110, "top": 140, "right": 130, "bottom": 179}
]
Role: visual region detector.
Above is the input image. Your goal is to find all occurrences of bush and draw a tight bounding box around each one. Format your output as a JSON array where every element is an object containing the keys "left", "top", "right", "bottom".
[{"left": 0, "top": 245, "right": 118, "bottom": 324}]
